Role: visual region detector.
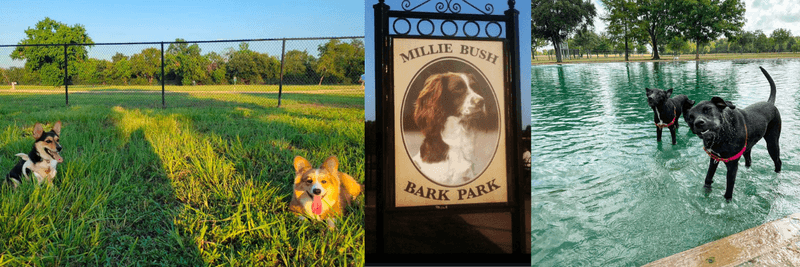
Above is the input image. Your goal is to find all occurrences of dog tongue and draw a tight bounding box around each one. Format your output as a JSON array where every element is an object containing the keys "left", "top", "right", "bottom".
[{"left": 312, "top": 195, "right": 322, "bottom": 215}]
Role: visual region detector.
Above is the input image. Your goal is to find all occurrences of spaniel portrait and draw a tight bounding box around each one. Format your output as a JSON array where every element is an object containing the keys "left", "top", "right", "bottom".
[{"left": 410, "top": 72, "right": 489, "bottom": 186}]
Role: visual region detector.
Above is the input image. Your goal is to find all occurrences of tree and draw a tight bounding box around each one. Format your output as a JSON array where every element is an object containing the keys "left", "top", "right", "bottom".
[
  {"left": 224, "top": 42, "right": 280, "bottom": 85},
  {"left": 532, "top": 0, "right": 597, "bottom": 62},
  {"left": 569, "top": 28, "right": 599, "bottom": 57},
  {"left": 283, "top": 50, "right": 318, "bottom": 84},
  {"left": 754, "top": 30, "right": 770, "bottom": 52},
  {"left": 131, "top": 48, "right": 161, "bottom": 85},
  {"left": 635, "top": 0, "right": 679, "bottom": 60},
  {"left": 673, "top": 0, "right": 745, "bottom": 59},
  {"left": 204, "top": 51, "right": 227, "bottom": 84},
  {"left": 771, "top": 28, "right": 792, "bottom": 52},
  {"left": 166, "top": 38, "right": 209, "bottom": 85},
  {"left": 788, "top": 37, "right": 799, "bottom": 53},
  {"left": 602, "top": 0, "right": 643, "bottom": 61},
  {"left": 316, "top": 39, "right": 364, "bottom": 84},
  {"left": 531, "top": 37, "right": 549, "bottom": 59},
  {"left": 665, "top": 36, "right": 691, "bottom": 55},
  {"left": 733, "top": 30, "right": 756, "bottom": 53},
  {"left": 10, "top": 17, "right": 94, "bottom": 86}
]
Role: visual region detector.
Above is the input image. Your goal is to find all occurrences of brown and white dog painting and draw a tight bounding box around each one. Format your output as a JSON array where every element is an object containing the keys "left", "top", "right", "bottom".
[{"left": 410, "top": 72, "right": 488, "bottom": 186}]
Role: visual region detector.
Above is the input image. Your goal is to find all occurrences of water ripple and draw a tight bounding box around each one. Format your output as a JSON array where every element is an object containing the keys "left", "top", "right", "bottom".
[{"left": 532, "top": 59, "right": 800, "bottom": 266}]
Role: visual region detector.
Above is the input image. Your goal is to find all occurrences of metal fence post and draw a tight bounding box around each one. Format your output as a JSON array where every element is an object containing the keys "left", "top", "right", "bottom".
[
  {"left": 161, "top": 42, "right": 165, "bottom": 108},
  {"left": 278, "top": 38, "right": 286, "bottom": 107},
  {"left": 64, "top": 44, "right": 69, "bottom": 106}
]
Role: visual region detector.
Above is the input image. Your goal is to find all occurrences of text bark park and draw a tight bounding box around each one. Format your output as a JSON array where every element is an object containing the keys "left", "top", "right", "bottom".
[{"left": 403, "top": 179, "right": 501, "bottom": 201}]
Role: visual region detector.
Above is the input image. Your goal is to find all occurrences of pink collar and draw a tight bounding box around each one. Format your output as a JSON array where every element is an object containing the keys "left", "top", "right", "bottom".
[
  {"left": 655, "top": 109, "right": 676, "bottom": 128},
  {"left": 704, "top": 123, "right": 748, "bottom": 163}
]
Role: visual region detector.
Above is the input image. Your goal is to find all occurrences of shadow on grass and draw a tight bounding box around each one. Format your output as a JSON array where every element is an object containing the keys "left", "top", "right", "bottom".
[
  {"left": 0, "top": 91, "right": 365, "bottom": 265},
  {"left": 102, "top": 127, "right": 203, "bottom": 265}
]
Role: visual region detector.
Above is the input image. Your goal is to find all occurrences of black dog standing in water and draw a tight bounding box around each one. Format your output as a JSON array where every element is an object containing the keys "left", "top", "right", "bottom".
[
  {"left": 684, "top": 67, "right": 781, "bottom": 201},
  {"left": 646, "top": 88, "right": 694, "bottom": 145}
]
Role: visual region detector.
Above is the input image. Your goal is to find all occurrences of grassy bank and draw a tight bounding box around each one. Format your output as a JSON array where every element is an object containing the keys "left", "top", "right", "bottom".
[
  {"left": 532, "top": 52, "right": 800, "bottom": 64},
  {"left": 0, "top": 91, "right": 365, "bottom": 265}
]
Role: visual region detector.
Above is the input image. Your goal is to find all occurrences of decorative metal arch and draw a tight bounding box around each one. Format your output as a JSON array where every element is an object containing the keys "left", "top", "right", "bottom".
[{"left": 385, "top": 0, "right": 513, "bottom": 38}]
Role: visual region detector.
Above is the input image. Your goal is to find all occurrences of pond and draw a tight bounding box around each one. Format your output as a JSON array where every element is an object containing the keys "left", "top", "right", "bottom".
[{"left": 531, "top": 59, "right": 800, "bottom": 266}]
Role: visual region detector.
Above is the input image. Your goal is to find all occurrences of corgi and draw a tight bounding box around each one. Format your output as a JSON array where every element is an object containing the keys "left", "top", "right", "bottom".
[
  {"left": 5, "top": 122, "right": 63, "bottom": 187},
  {"left": 290, "top": 155, "right": 362, "bottom": 229}
]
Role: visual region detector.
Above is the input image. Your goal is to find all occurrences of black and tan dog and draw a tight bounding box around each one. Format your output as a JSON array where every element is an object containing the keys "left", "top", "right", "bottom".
[
  {"left": 5, "top": 122, "right": 64, "bottom": 187},
  {"left": 646, "top": 87, "right": 694, "bottom": 145},
  {"left": 683, "top": 67, "right": 781, "bottom": 200}
]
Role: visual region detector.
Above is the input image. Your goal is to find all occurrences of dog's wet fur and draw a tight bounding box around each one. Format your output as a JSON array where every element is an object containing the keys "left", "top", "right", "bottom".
[
  {"left": 683, "top": 67, "right": 781, "bottom": 200},
  {"left": 5, "top": 122, "right": 63, "bottom": 187},
  {"left": 646, "top": 88, "right": 694, "bottom": 145}
]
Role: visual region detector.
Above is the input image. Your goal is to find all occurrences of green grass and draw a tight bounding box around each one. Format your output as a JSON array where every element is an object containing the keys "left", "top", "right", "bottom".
[
  {"left": 0, "top": 84, "right": 363, "bottom": 93},
  {"left": 0, "top": 90, "right": 365, "bottom": 266},
  {"left": 532, "top": 52, "right": 800, "bottom": 64}
]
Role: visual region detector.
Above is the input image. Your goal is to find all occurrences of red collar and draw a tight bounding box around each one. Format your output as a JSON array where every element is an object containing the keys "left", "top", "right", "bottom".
[
  {"left": 704, "top": 123, "right": 748, "bottom": 163},
  {"left": 655, "top": 109, "right": 676, "bottom": 128}
]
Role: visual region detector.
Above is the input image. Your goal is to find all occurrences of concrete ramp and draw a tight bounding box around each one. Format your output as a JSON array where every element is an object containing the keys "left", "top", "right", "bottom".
[{"left": 645, "top": 213, "right": 800, "bottom": 267}]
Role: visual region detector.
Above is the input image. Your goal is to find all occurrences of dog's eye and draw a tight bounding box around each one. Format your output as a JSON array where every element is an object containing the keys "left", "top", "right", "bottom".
[
  {"left": 305, "top": 179, "right": 312, "bottom": 184},
  {"left": 46, "top": 140, "right": 52, "bottom": 143},
  {"left": 321, "top": 180, "right": 327, "bottom": 184}
]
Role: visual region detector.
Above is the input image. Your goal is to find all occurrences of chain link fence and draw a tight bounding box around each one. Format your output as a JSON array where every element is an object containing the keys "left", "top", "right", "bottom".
[{"left": 0, "top": 37, "right": 365, "bottom": 108}]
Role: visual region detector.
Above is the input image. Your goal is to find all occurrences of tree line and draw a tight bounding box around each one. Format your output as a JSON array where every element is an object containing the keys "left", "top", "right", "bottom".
[
  {"left": 532, "top": 0, "right": 797, "bottom": 62},
  {"left": 1, "top": 18, "right": 365, "bottom": 87},
  {"left": 533, "top": 28, "right": 800, "bottom": 58}
]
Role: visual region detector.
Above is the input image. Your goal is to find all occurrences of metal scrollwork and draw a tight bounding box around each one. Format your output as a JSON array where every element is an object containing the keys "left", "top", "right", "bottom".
[
  {"left": 463, "top": 21, "right": 480, "bottom": 37},
  {"left": 485, "top": 21, "right": 503, "bottom": 38},
  {"left": 441, "top": 20, "right": 458, "bottom": 36},
  {"left": 393, "top": 18, "right": 412, "bottom": 35},
  {"left": 417, "top": 19, "right": 435, "bottom": 36},
  {"left": 401, "top": 0, "right": 495, "bottom": 15}
]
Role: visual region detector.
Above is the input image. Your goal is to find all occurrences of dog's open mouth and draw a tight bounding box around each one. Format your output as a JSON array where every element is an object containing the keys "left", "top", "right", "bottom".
[
  {"left": 45, "top": 147, "right": 63, "bottom": 163},
  {"left": 307, "top": 190, "right": 328, "bottom": 215}
]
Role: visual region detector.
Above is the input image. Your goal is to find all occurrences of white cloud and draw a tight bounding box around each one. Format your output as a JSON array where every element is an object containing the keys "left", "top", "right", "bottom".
[{"left": 743, "top": 0, "right": 800, "bottom": 35}]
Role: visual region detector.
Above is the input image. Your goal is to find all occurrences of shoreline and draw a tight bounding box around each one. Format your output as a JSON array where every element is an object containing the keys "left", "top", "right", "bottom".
[{"left": 531, "top": 53, "right": 800, "bottom": 65}]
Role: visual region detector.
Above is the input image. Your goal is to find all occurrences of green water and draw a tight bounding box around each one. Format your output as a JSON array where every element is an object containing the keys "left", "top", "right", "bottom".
[{"left": 531, "top": 59, "right": 800, "bottom": 266}]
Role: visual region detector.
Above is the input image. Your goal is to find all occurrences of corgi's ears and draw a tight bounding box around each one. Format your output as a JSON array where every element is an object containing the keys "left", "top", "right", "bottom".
[
  {"left": 53, "top": 121, "right": 62, "bottom": 136},
  {"left": 322, "top": 156, "right": 339, "bottom": 176},
  {"left": 294, "top": 156, "right": 312, "bottom": 175},
  {"left": 33, "top": 123, "right": 44, "bottom": 140}
]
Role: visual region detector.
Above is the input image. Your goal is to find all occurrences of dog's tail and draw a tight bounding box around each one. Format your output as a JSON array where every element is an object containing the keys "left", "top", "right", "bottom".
[{"left": 760, "top": 66, "right": 776, "bottom": 104}]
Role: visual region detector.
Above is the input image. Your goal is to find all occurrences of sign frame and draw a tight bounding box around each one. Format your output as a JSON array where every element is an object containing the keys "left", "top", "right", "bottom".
[
  {"left": 370, "top": 0, "right": 527, "bottom": 257},
  {"left": 388, "top": 37, "right": 513, "bottom": 210}
]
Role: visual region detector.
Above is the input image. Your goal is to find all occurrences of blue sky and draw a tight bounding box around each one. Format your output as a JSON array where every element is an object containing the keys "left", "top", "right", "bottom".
[
  {"left": 364, "top": 0, "right": 532, "bottom": 128},
  {"left": 0, "top": 0, "right": 365, "bottom": 67}
]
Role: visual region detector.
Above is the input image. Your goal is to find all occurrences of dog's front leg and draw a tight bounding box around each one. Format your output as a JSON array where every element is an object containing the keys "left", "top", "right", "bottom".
[
  {"left": 723, "top": 160, "right": 739, "bottom": 201},
  {"left": 704, "top": 158, "right": 719, "bottom": 190},
  {"left": 668, "top": 126, "right": 677, "bottom": 145},
  {"left": 656, "top": 127, "right": 663, "bottom": 142}
]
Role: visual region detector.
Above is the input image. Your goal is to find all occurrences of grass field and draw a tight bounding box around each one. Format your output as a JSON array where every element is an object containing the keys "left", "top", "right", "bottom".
[
  {"left": 532, "top": 52, "right": 800, "bottom": 64},
  {"left": 0, "top": 84, "right": 363, "bottom": 93},
  {"left": 0, "top": 89, "right": 365, "bottom": 266}
]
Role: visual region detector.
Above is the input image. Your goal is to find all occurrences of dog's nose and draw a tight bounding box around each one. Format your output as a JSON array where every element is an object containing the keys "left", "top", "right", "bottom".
[
  {"left": 472, "top": 96, "right": 484, "bottom": 107},
  {"left": 313, "top": 188, "right": 321, "bottom": 195},
  {"left": 56, "top": 145, "right": 62, "bottom": 152},
  {"left": 695, "top": 119, "right": 705, "bottom": 128}
]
